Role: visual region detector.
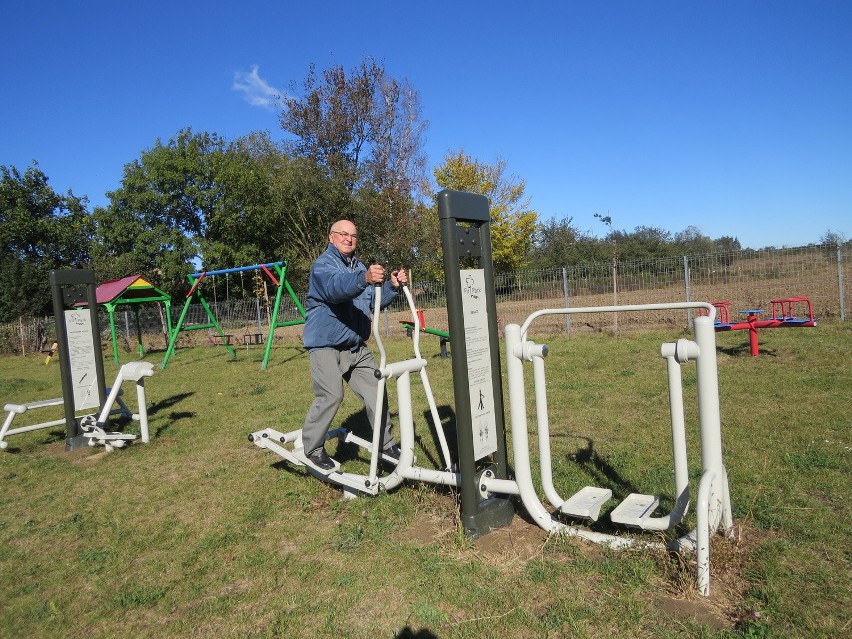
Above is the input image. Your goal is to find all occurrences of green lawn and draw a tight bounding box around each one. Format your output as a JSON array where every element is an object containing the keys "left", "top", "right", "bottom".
[{"left": 0, "top": 322, "right": 849, "bottom": 638}]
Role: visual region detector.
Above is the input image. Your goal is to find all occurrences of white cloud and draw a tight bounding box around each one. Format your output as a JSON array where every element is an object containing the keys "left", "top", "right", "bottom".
[{"left": 232, "top": 65, "right": 284, "bottom": 110}]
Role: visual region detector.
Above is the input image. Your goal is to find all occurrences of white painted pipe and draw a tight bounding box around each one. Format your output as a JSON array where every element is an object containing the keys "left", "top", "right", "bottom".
[
  {"left": 479, "top": 475, "right": 522, "bottom": 496},
  {"left": 504, "top": 323, "right": 637, "bottom": 549},
  {"left": 693, "top": 315, "right": 728, "bottom": 533},
  {"left": 368, "top": 284, "right": 388, "bottom": 484},
  {"left": 401, "top": 284, "right": 453, "bottom": 471},
  {"left": 135, "top": 378, "right": 150, "bottom": 443},
  {"left": 377, "top": 358, "right": 427, "bottom": 379},
  {"left": 638, "top": 343, "right": 691, "bottom": 531},
  {"left": 520, "top": 302, "right": 716, "bottom": 338},
  {"left": 5, "top": 419, "right": 67, "bottom": 435},
  {"left": 401, "top": 466, "right": 460, "bottom": 487},
  {"left": 695, "top": 468, "right": 716, "bottom": 596}
]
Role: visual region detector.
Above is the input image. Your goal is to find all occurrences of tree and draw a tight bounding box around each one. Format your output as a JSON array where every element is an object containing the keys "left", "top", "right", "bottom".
[
  {"left": 819, "top": 229, "right": 846, "bottom": 246},
  {"left": 528, "top": 215, "right": 605, "bottom": 268},
  {"left": 279, "top": 56, "right": 429, "bottom": 270},
  {"left": 0, "top": 163, "right": 94, "bottom": 321},
  {"left": 674, "top": 225, "right": 714, "bottom": 256},
  {"left": 94, "top": 129, "right": 225, "bottom": 292},
  {"left": 432, "top": 150, "right": 538, "bottom": 273},
  {"left": 712, "top": 236, "right": 742, "bottom": 253}
]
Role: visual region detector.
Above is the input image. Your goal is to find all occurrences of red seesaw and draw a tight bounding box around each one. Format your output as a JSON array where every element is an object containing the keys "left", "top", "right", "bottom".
[{"left": 702, "top": 297, "right": 817, "bottom": 356}]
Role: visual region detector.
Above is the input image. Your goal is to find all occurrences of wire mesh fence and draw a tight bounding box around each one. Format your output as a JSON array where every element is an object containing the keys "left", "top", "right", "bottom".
[{"left": 1, "top": 242, "right": 848, "bottom": 356}]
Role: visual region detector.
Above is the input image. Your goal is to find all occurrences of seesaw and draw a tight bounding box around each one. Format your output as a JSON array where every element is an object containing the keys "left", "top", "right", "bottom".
[{"left": 706, "top": 296, "right": 816, "bottom": 356}]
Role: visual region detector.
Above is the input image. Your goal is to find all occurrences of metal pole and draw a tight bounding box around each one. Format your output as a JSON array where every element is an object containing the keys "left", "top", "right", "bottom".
[
  {"left": 438, "top": 189, "right": 513, "bottom": 538},
  {"left": 562, "top": 267, "right": 571, "bottom": 334},
  {"left": 838, "top": 242, "right": 846, "bottom": 322},
  {"left": 684, "top": 256, "right": 692, "bottom": 326}
]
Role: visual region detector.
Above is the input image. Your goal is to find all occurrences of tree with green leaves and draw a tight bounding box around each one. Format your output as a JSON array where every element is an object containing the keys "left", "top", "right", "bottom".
[
  {"left": 279, "top": 56, "right": 429, "bottom": 271},
  {"left": 528, "top": 215, "right": 607, "bottom": 268},
  {"left": 432, "top": 150, "right": 538, "bottom": 274},
  {"left": 0, "top": 163, "right": 94, "bottom": 322},
  {"left": 93, "top": 129, "right": 227, "bottom": 293}
]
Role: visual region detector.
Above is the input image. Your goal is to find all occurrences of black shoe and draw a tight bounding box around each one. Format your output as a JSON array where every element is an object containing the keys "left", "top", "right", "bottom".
[
  {"left": 383, "top": 444, "right": 402, "bottom": 461},
  {"left": 307, "top": 448, "right": 335, "bottom": 471}
]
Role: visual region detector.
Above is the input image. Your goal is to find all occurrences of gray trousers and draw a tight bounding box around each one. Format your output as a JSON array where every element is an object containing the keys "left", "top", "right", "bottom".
[{"left": 301, "top": 345, "right": 395, "bottom": 455}]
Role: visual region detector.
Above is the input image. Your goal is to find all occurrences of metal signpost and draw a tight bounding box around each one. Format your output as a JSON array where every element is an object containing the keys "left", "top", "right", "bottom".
[
  {"left": 437, "top": 189, "right": 514, "bottom": 537},
  {"left": 50, "top": 269, "right": 107, "bottom": 451}
]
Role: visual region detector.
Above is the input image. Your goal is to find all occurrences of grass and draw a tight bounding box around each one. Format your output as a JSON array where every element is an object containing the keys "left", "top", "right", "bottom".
[{"left": 0, "top": 322, "right": 849, "bottom": 638}]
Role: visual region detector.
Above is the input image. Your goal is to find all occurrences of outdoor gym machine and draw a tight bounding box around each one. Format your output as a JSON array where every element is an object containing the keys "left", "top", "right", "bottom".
[
  {"left": 248, "top": 190, "right": 735, "bottom": 595},
  {"left": 1, "top": 270, "right": 153, "bottom": 452},
  {"left": 502, "top": 303, "right": 734, "bottom": 595},
  {"left": 249, "top": 272, "right": 456, "bottom": 495}
]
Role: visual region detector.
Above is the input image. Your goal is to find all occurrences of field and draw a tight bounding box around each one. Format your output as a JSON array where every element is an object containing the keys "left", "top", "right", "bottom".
[{"left": 0, "top": 321, "right": 849, "bottom": 638}]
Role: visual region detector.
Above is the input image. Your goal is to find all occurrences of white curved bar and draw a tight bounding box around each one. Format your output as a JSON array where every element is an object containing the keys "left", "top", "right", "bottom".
[
  {"left": 520, "top": 302, "right": 716, "bottom": 338},
  {"left": 531, "top": 353, "right": 564, "bottom": 510},
  {"left": 401, "top": 284, "right": 454, "bottom": 470},
  {"left": 505, "top": 323, "right": 638, "bottom": 549},
  {"left": 368, "top": 283, "right": 388, "bottom": 483}
]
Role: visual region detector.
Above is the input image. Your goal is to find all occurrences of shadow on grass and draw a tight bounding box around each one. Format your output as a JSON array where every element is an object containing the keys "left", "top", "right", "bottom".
[
  {"left": 717, "top": 343, "right": 778, "bottom": 357},
  {"left": 395, "top": 628, "right": 438, "bottom": 639},
  {"left": 148, "top": 392, "right": 196, "bottom": 437}
]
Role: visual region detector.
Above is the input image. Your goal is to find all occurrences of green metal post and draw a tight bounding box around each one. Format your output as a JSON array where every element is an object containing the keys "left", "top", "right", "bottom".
[{"left": 438, "top": 189, "right": 513, "bottom": 538}]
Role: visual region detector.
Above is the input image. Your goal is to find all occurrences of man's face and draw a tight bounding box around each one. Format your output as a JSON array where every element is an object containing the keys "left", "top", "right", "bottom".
[{"left": 329, "top": 221, "right": 358, "bottom": 257}]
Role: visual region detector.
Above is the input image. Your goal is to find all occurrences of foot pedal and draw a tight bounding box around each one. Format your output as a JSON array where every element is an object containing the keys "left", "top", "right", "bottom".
[
  {"left": 609, "top": 493, "right": 659, "bottom": 527},
  {"left": 559, "top": 486, "right": 612, "bottom": 521},
  {"left": 296, "top": 451, "right": 340, "bottom": 475}
]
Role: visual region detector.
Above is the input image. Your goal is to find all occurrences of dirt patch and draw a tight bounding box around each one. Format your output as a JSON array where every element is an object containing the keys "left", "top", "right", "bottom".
[
  {"left": 41, "top": 440, "right": 110, "bottom": 464},
  {"left": 655, "top": 594, "right": 731, "bottom": 630},
  {"left": 472, "top": 516, "right": 550, "bottom": 563},
  {"left": 395, "top": 499, "right": 767, "bottom": 632}
]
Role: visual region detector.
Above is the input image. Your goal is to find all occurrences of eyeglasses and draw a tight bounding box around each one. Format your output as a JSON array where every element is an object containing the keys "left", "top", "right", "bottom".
[{"left": 331, "top": 230, "right": 358, "bottom": 241}]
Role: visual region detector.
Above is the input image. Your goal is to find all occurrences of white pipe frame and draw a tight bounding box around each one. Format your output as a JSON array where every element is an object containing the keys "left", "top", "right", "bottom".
[
  {"left": 252, "top": 278, "right": 460, "bottom": 496},
  {"left": 504, "top": 302, "right": 734, "bottom": 594},
  {"left": 398, "top": 282, "right": 454, "bottom": 471},
  {"left": 0, "top": 361, "right": 153, "bottom": 450}
]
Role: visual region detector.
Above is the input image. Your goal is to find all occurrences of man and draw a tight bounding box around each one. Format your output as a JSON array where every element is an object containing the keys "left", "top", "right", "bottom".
[{"left": 301, "top": 219, "right": 408, "bottom": 471}]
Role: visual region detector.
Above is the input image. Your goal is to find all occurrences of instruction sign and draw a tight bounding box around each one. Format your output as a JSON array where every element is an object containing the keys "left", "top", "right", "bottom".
[
  {"left": 64, "top": 308, "right": 101, "bottom": 410},
  {"left": 460, "top": 269, "right": 497, "bottom": 460}
]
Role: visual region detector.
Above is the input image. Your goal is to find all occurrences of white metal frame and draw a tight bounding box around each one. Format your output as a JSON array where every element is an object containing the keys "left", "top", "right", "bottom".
[
  {"left": 250, "top": 281, "right": 459, "bottom": 496},
  {"left": 1, "top": 361, "right": 154, "bottom": 452},
  {"left": 500, "top": 303, "right": 734, "bottom": 595}
]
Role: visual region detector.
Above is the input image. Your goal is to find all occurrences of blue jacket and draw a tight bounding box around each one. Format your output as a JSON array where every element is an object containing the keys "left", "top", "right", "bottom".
[{"left": 303, "top": 244, "right": 398, "bottom": 350}]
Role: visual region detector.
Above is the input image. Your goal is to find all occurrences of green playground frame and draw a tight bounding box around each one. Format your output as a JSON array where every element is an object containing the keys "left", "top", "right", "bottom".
[{"left": 161, "top": 261, "right": 306, "bottom": 370}]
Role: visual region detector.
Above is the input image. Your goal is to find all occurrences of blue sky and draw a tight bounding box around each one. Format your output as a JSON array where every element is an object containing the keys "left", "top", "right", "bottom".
[{"left": 2, "top": 1, "right": 850, "bottom": 249}]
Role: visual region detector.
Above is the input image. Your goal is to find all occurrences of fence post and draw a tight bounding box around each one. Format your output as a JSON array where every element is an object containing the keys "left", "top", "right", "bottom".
[
  {"left": 838, "top": 242, "right": 846, "bottom": 321},
  {"left": 18, "top": 316, "right": 25, "bottom": 357},
  {"left": 683, "top": 256, "right": 692, "bottom": 326},
  {"left": 562, "top": 267, "right": 571, "bottom": 334}
]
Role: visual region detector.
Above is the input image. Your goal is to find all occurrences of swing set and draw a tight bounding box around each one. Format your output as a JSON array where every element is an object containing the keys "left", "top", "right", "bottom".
[{"left": 161, "top": 261, "right": 306, "bottom": 370}]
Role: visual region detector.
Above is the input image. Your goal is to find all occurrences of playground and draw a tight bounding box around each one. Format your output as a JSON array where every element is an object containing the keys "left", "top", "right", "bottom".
[
  {"left": 0, "top": 312, "right": 847, "bottom": 638},
  {"left": 0, "top": 192, "right": 846, "bottom": 637}
]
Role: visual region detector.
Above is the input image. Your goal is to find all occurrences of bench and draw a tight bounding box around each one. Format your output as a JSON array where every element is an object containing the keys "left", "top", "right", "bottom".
[
  {"left": 242, "top": 333, "right": 264, "bottom": 345},
  {"left": 400, "top": 321, "right": 450, "bottom": 358}
]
